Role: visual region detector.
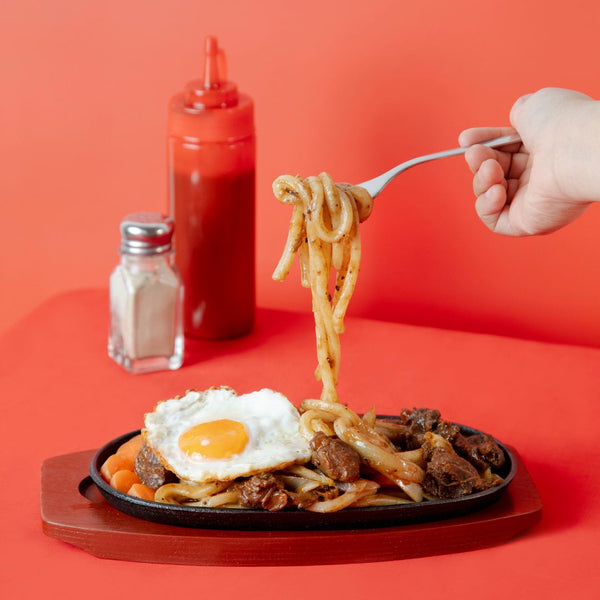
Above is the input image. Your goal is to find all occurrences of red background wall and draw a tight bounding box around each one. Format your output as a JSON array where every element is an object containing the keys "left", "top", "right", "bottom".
[{"left": 2, "top": 0, "right": 600, "bottom": 346}]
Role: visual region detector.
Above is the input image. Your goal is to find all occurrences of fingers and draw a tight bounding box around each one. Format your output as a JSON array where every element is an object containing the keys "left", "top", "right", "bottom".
[
  {"left": 468, "top": 158, "right": 511, "bottom": 234},
  {"left": 472, "top": 158, "right": 506, "bottom": 197},
  {"left": 469, "top": 157, "right": 527, "bottom": 236},
  {"left": 475, "top": 183, "right": 509, "bottom": 232},
  {"left": 464, "top": 144, "right": 514, "bottom": 176},
  {"left": 475, "top": 185, "right": 527, "bottom": 236}
]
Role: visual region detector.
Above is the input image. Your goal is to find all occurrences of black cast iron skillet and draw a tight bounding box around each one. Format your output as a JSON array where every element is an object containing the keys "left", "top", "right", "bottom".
[{"left": 89, "top": 422, "right": 516, "bottom": 531}]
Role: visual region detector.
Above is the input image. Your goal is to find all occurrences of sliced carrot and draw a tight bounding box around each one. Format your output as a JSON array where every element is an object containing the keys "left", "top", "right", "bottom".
[
  {"left": 100, "top": 453, "right": 135, "bottom": 482},
  {"left": 127, "top": 483, "right": 156, "bottom": 501},
  {"left": 110, "top": 469, "right": 141, "bottom": 493},
  {"left": 116, "top": 434, "right": 144, "bottom": 463}
]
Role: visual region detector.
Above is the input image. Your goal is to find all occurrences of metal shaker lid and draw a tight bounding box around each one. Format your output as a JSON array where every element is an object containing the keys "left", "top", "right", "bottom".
[{"left": 119, "top": 212, "right": 174, "bottom": 255}]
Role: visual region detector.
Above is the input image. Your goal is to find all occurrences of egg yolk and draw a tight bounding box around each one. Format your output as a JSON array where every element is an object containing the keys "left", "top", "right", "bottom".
[{"left": 178, "top": 419, "right": 249, "bottom": 459}]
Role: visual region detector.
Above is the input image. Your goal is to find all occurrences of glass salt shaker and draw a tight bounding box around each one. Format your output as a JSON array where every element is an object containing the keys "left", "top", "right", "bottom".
[{"left": 108, "top": 212, "right": 184, "bottom": 373}]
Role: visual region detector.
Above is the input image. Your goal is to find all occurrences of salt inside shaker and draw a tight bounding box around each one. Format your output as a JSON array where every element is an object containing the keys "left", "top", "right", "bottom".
[{"left": 108, "top": 212, "right": 184, "bottom": 373}]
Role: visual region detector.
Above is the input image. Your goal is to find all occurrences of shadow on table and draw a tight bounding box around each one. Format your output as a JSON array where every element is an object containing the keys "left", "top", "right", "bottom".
[{"left": 182, "top": 307, "right": 313, "bottom": 368}]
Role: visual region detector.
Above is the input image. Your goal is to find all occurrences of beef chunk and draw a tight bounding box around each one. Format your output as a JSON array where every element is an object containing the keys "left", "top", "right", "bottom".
[
  {"left": 421, "top": 437, "right": 445, "bottom": 463},
  {"left": 398, "top": 408, "right": 442, "bottom": 449},
  {"left": 454, "top": 433, "right": 505, "bottom": 470},
  {"left": 401, "top": 407, "right": 441, "bottom": 430},
  {"left": 435, "top": 419, "right": 461, "bottom": 443},
  {"left": 134, "top": 444, "right": 178, "bottom": 489},
  {"left": 423, "top": 447, "right": 491, "bottom": 499},
  {"left": 292, "top": 486, "right": 340, "bottom": 510},
  {"left": 394, "top": 409, "right": 465, "bottom": 451},
  {"left": 236, "top": 473, "right": 289, "bottom": 511},
  {"left": 310, "top": 432, "right": 360, "bottom": 482}
]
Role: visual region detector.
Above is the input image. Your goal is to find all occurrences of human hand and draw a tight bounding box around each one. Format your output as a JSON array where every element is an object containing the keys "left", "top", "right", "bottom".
[{"left": 459, "top": 88, "right": 600, "bottom": 236}]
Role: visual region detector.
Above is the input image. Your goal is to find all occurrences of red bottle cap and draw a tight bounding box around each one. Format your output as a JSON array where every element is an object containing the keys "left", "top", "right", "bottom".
[{"left": 168, "top": 36, "right": 254, "bottom": 143}]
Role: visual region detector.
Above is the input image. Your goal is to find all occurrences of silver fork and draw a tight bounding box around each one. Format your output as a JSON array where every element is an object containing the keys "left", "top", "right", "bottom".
[{"left": 357, "top": 133, "right": 522, "bottom": 198}]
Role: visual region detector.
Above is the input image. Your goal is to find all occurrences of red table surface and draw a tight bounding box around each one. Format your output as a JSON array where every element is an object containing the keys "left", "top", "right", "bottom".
[{"left": 1, "top": 289, "right": 599, "bottom": 598}]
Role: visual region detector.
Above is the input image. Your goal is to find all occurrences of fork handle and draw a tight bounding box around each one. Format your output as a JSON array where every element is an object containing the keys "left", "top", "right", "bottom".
[
  {"left": 401, "top": 133, "right": 521, "bottom": 167},
  {"left": 472, "top": 133, "right": 522, "bottom": 150},
  {"left": 360, "top": 133, "right": 522, "bottom": 198}
]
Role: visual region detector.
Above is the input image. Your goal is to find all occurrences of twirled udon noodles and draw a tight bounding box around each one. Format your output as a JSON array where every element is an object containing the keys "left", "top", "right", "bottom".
[{"left": 272, "top": 172, "right": 373, "bottom": 403}]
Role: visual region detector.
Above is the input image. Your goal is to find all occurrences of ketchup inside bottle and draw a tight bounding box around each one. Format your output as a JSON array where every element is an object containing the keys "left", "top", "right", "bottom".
[{"left": 168, "top": 37, "right": 255, "bottom": 340}]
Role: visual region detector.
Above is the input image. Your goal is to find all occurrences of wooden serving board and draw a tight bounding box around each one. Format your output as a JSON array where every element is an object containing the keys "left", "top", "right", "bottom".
[{"left": 41, "top": 448, "right": 542, "bottom": 566}]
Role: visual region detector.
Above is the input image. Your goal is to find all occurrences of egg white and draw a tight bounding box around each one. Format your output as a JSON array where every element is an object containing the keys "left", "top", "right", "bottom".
[{"left": 143, "top": 387, "right": 312, "bottom": 483}]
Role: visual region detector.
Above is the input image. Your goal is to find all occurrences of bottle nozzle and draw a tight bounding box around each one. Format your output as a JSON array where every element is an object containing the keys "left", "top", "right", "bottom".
[
  {"left": 182, "top": 35, "right": 238, "bottom": 109},
  {"left": 203, "top": 36, "right": 220, "bottom": 89}
]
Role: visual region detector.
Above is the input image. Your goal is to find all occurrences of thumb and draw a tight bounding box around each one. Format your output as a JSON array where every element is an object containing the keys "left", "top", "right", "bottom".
[{"left": 509, "top": 93, "right": 533, "bottom": 131}]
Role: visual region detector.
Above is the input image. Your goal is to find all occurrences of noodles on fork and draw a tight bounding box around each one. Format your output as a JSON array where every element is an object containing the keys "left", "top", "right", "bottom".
[{"left": 272, "top": 173, "right": 373, "bottom": 403}]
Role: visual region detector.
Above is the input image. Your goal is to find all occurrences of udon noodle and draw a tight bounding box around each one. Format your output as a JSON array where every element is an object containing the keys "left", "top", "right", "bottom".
[{"left": 272, "top": 173, "right": 373, "bottom": 403}]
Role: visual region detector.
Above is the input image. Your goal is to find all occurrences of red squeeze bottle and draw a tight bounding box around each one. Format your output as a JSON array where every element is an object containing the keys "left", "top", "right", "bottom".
[{"left": 168, "top": 36, "right": 255, "bottom": 340}]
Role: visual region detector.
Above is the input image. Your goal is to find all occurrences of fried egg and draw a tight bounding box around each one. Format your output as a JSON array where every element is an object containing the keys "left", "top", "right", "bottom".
[{"left": 142, "top": 387, "right": 312, "bottom": 483}]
